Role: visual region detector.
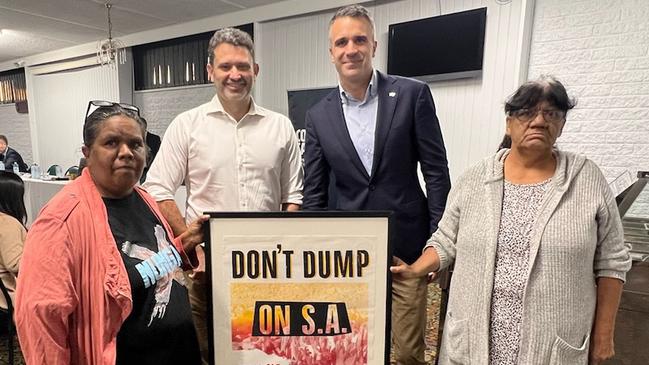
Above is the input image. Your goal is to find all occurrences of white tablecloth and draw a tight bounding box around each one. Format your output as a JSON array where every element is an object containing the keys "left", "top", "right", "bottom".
[
  {"left": 22, "top": 175, "right": 187, "bottom": 227},
  {"left": 22, "top": 176, "right": 70, "bottom": 227}
]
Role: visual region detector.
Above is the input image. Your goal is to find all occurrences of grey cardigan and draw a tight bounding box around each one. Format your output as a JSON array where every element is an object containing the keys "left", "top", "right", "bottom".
[{"left": 427, "top": 149, "right": 631, "bottom": 365}]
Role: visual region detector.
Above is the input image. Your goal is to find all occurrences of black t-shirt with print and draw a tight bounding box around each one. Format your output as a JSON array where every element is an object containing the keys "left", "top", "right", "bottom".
[{"left": 103, "top": 192, "right": 200, "bottom": 365}]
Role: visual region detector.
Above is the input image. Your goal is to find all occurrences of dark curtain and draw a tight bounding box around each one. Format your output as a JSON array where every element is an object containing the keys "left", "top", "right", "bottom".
[
  {"left": 0, "top": 68, "right": 26, "bottom": 104},
  {"left": 133, "top": 23, "right": 253, "bottom": 91}
]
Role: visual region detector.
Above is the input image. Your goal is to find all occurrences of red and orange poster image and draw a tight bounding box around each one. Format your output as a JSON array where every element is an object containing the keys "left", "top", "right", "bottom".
[{"left": 230, "top": 283, "right": 369, "bottom": 365}]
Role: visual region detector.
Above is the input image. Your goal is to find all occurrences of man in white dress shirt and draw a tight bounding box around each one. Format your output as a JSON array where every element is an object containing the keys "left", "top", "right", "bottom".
[{"left": 143, "top": 27, "right": 303, "bottom": 363}]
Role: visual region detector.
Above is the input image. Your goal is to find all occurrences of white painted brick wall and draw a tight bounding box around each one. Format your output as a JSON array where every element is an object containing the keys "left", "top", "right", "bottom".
[
  {"left": 0, "top": 104, "right": 32, "bottom": 164},
  {"left": 529, "top": 0, "right": 649, "bottom": 182},
  {"left": 133, "top": 85, "right": 215, "bottom": 137}
]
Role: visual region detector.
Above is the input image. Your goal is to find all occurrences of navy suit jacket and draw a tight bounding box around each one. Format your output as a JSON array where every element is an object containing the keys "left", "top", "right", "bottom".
[
  {"left": 1, "top": 147, "right": 28, "bottom": 172},
  {"left": 303, "top": 71, "right": 451, "bottom": 264}
]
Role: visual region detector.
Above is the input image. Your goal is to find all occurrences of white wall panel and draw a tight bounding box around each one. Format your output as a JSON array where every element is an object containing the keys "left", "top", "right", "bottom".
[
  {"left": 29, "top": 65, "right": 119, "bottom": 169},
  {"left": 257, "top": 0, "right": 534, "bottom": 181}
]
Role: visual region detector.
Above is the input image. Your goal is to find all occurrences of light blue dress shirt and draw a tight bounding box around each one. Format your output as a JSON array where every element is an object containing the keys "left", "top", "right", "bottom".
[{"left": 339, "top": 70, "right": 379, "bottom": 176}]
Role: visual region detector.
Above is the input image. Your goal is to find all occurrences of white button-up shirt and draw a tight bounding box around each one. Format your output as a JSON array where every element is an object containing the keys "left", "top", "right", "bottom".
[
  {"left": 339, "top": 70, "right": 379, "bottom": 176},
  {"left": 143, "top": 95, "right": 304, "bottom": 223}
]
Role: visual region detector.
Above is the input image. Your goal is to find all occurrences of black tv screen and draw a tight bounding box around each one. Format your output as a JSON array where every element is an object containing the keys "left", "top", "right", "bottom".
[{"left": 387, "top": 8, "right": 487, "bottom": 81}]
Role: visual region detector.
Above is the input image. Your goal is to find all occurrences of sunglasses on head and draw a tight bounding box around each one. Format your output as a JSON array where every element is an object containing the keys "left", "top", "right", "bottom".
[{"left": 85, "top": 100, "right": 140, "bottom": 119}]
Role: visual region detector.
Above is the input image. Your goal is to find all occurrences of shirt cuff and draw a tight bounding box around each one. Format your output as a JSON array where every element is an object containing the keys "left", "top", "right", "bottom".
[
  {"left": 141, "top": 183, "right": 176, "bottom": 202},
  {"left": 595, "top": 269, "right": 627, "bottom": 283},
  {"left": 428, "top": 242, "right": 449, "bottom": 272},
  {"left": 283, "top": 193, "right": 303, "bottom": 206}
]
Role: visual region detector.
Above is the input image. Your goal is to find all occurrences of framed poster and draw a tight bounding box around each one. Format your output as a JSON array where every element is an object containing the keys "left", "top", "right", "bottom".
[{"left": 205, "top": 211, "right": 392, "bottom": 365}]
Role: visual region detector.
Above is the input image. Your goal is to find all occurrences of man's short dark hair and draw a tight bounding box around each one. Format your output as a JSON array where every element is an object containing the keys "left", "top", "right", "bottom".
[
  {"left": 0, "top": 135, "right": 7, "bottom": 144},
  {"left": 329, "top": 4, "right": 376, "bottom": 35},
  {"left": 207, "top": 28, "right": 255, "bottom": 65}
]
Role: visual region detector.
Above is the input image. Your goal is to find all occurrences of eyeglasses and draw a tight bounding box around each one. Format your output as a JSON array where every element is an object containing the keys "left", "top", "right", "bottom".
[
  {"left": 510, "top": 108, "right": 565, "bottom": 124},
  {"left": 85, "top": 100, "right": 140, "bottom": 119}
]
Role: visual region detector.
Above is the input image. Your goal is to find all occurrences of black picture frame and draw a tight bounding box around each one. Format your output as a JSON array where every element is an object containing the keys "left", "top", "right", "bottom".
[{"left": 204, "top": 211, "right": 393, "bottom": 365}]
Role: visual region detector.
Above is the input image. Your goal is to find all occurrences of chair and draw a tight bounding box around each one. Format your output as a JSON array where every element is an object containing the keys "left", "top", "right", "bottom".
[
  {"left": 47, "top": 164, "right": 61, "bottom": 176},
  {"left": 65, "top": 166, "right": 79, "bottom": 179},
  {"left": 0, "top": 280, "right": 15, "bottom": 365}
]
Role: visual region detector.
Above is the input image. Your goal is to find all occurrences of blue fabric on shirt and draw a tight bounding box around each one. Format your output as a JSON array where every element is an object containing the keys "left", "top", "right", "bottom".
[{"left": 339, "top": 70, "right": 379, "bottom": 176}]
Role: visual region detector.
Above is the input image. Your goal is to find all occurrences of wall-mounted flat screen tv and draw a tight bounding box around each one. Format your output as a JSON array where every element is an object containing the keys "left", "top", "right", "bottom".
[{"left": 387, "top": 7, "right": 487, "bottom": 82}]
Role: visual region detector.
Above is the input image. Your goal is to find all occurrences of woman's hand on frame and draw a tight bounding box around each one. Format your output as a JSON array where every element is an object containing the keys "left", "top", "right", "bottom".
[{"left": 179, "top": 214, "right": 209, "bottom": 253}]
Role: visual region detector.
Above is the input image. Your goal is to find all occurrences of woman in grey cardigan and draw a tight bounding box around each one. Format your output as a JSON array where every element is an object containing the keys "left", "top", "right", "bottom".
[{"left": 392, "top": 76, "right": 631, "bottom": 365}]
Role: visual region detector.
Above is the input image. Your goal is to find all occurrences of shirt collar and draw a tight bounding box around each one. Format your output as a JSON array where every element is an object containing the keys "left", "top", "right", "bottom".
[
  {"left": 205, "top": 94, "right": 267, "bottom": 118},
  {"left": 339, "top": 69, "right": 378, "bottom": 105}
]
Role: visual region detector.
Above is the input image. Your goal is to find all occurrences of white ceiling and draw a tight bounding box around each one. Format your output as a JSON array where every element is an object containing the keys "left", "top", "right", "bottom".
[{"left": 0, "top": 0, "right": 286, "bottom": 64}]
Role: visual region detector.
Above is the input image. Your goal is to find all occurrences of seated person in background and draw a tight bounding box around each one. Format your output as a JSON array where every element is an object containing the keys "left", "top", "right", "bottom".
[
  {"left": 0, "top": 170, "right": 27, "bottom": 309},
  {"left": 0, "top": 135, "right": 28, "bottom": 172},
  {"left": 15, "top": 102, "right": 207, "bottom": 365},
  {"left": 78, "top": 157, "right": 87, "bottom": 176},
  {"left": 139, "top": 117, "right": 161, "bottom": 183}
]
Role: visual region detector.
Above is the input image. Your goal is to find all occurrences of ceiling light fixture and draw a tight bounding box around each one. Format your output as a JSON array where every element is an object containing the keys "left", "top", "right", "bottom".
[{"left": 97, "top": 2, "right": 126, "bottom": 66}]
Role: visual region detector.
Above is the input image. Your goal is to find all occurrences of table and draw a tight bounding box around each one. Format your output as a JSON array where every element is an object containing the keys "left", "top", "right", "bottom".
[
  {"left": 22, "top": 176, "right": 70, "bottom": 227},
  {"left": 21, "top": 175, "right": 187, "bottom": 227}
]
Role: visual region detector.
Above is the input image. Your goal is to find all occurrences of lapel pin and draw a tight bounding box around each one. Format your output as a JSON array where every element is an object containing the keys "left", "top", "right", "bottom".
[{"left": 389, "top": 91, "right": 396, "bottom": 97}]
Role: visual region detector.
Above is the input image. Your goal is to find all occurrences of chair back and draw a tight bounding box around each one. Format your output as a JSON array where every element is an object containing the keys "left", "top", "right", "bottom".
[
  {"left": 0, "top": 278, "right": 15, "bottom": 365},
  {"left": 0, "top": 279, "right": 12, "bottom": 314},
  {"left": 65, "top": 166, "right": 80, "bottom": 179},
  {"left": 47, "top": 164, "right": 61, "bottom": 176}
]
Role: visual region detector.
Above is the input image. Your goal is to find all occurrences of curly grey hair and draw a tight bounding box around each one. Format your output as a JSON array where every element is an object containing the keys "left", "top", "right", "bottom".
[
  {"left": 207, "top": 27, "right": 255, "bottom": 65},
  {"left": 329, "top": 4, "right": 376, "bottom": 35}
]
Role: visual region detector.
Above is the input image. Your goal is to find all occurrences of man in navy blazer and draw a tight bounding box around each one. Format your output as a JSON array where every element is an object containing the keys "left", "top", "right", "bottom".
[
  {"left": 303, "top": 5, "right": 451, "bottom": 364},
  {"left": 0, "top": 135, "right": 28, "bottom": 172}
]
